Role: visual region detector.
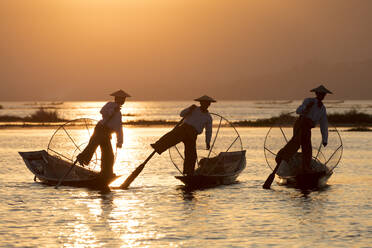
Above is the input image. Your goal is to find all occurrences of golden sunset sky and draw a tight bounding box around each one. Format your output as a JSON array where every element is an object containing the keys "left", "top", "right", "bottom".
[{"left": 1, "top": 0, "right": 372, "bottom": 100}]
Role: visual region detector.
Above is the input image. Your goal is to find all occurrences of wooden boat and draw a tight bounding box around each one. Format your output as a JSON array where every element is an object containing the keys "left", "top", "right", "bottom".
[
  {"left": 278, "top": 171, "right": 333, "bottom": 189},
  {"left": 175, "top": 150, "right": 246, "bottom": 189},
  {"left": 276, "top": 152, "right": 332, "bottom": 189},
  {"left": 264, "top": 122, "right": 343, "bottom": 190},
  {"left": 19, "top": 150, "right": 116, "bottom": 190}
]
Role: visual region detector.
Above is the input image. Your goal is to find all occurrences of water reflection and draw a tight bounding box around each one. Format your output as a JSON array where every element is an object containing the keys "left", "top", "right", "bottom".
[
  {"left": 177, "top": 186, "right": 195, "bottom": 201},
  {"left": 298, "top": 184, "right": 331, "bottom": 198},
  {"left": 69, "top": 189, "right": 168, "bottom": 247},
  {"left": 65, "top": 186, "right": 209, "bottom": 247}
]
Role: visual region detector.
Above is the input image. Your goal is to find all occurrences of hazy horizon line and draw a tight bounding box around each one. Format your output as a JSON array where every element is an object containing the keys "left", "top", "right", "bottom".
[{"left": 1, "top": 98, "right": 371, "bottom": 102}]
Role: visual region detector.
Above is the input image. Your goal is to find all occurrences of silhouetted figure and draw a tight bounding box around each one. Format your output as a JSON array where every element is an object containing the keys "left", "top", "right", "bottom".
[
  {"left": 76, "top": 90, "right": 130, "bottom": 181},
  {"left": 151, "top": 95, "right": 216, "bottom": 176},
  {"left": 276, "top": 85, "right": 332, "bottom": 174}
]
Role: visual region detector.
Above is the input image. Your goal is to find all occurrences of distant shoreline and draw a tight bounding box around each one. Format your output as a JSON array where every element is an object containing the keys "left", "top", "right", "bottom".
[
  {"left": 1, "top": 124, "right": 370, "bottom": 133},
  {"left": 1, "top": 109, "right": 371, "bottom": 131}
]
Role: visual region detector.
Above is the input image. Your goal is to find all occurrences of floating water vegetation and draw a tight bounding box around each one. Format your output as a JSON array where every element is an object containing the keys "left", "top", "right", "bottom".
[
  {"left": 0, "top": 107, "right": 66, "bottom": 123},
  {"left": 233, "top": 113, "right": 296, "bottom": 127},
  {"left": 0, "top": 115, "right": 23, "bottom": 122},
  {"left": 122, "top": 113, "right": 137, "bottom": 117},
  {"left": 345, "top": 126, "right": 372, "bottom": 132},
  {"left": 124, "top": 119, "right": 178, "bottom": 126},
  {"left": 24, "top": 107, "right": 66, "bottom": 122},
  {"left": 328, "top": 109, "right": 372, "bottom": 125},
  {"left": 233, "top": 110, "right": 372, "bottom": 127},
  {"left": 1, "top": 109, "right": 372, "bottom": 129}
]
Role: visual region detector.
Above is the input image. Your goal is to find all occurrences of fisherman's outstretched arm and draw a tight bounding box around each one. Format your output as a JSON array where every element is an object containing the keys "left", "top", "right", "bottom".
[
  {"left": 116, "top": 127, "right": 123, "bottom": 148},
  {"left": 205, "top": 118, "right": 212, "bottom": 149},
  {"left": 319, "top": 110, "right": 328, "bottom": 146}
]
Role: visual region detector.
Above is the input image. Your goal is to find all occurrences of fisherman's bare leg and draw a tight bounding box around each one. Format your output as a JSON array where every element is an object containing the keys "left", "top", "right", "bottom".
[
  {"left": 100, "top": 136, "right": 115, "bottom": 180},
  {"left": 183, "top": 136, "right": 197, "bottom": 176},
  {"left": 276, "top": 119, "right": 302, "bottom": 164},
  {"left": 77, "top": 126, "right": 101, "bottom": 165},
  {"left": 301, "top": 127, "right": 312, "bottom": 173},
  {"left": 151, "top": 125, "right": 185, "bottom": 154}
]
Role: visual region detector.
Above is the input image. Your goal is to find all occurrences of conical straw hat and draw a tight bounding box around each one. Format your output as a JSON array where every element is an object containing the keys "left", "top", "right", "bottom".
[
  {"left": 194, "top": 95, "right": 217, "bottom": 102},
  {"left": 110, "top": 89, "right": 131, "bottom": 98},
  {"left": 310, "top": 85, "right": 333, "bottom": 94}
]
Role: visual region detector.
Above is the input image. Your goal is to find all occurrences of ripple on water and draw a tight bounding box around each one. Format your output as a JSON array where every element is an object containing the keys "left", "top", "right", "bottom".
[{"left": 0, "top": 127, "right": 372, "bottom": 247}]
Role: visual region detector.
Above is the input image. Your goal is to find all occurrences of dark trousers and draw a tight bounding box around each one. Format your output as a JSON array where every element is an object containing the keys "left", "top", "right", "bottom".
[
  {"left": 152, "top": 123, "right": 198, "bottom": 175},
  {"left": 77, "top": 124, "right": 114, "bottom": 179},
  {"left": 276, "top": 117, "right": 314, "bottom": 171}
]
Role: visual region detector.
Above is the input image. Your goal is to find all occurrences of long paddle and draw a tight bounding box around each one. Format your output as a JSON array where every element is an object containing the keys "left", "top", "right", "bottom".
[
  {"left": 119, "top": 117, "right": 185, "bottom": 189},
  {"left": 262, "top": 162, "right": 280, "bottom": 189},
  {"left": 55, "top": 159, "right": 78, "bottom": 189},
  {"left": 119, "top": 150, "right": 156, "bottom": 189}
]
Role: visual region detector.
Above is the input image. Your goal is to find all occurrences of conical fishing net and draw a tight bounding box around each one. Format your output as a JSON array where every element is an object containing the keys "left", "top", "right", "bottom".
[
  {"left": 47, "top": 118, "right": 114, "bottom": 172},
  {"left": 169, "top": 113, "right": 244, "bottom": 174},
  {"left": 264, "top": 115, "right": 343, "bottom": 173}
]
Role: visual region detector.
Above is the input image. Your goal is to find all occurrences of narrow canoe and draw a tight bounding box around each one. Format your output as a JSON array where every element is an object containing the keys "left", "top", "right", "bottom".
[
  {"left": 19, "top": 150, "right": 116, "bottom": 190},
  {"left": 278, "top": 171, "right": 333, "bottom": 189},
  {"left": 276, "top": 153, "right": 332, "bottom": 189},
  {"left": 175, "top": 150, "right": 246, "bottom": 189}
]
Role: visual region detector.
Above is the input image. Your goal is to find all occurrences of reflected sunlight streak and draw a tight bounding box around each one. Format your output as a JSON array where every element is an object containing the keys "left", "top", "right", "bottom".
[
  {"left": 110, "top": 127, "right": 138, "bottom": 187},
  {"left": 110, "top": 197, "right": 166, "bottom": 247},
  {"left": 65, "top": 213, "right": 101, "bottom": 248}
]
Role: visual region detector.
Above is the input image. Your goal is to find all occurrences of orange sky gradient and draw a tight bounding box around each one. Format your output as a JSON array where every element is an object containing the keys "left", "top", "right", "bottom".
[{"left": 1, "top": 0, "right": 372, "bottom": 100}]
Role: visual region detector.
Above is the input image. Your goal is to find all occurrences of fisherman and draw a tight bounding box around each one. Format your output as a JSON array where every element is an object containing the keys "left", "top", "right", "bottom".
[
  {"left": 76, "top": 89, "right": 130, "bottom": 181},
  {"left": 150, "top": 95, "right": 216, "bottom": 176},
  {"left": 275, "top": 85, "right": 332, "bottom": 174}
]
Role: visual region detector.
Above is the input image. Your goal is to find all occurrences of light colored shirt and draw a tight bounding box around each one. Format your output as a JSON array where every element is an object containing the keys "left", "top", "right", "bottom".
[
  {"left": 98, "top": 102, "right": 123, "bottom": 146},
  {"left": 296, "top": 98, "right": 328, "bottom": 143},
  {"left": 180, "top": 106, "right": 213, "bottom": 145}
]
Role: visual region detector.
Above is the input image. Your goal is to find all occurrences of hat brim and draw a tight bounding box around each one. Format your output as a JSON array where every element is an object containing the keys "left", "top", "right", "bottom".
[
  {"left": 110, "top": 93, "right": 131, "bottom": 98},
  {"left": 111, "top": 95, "right": 129, "bottom": 98},
  {"left": 310, "top": 89, "right": 333, "bottom": 94},
  {"left": 194, "top": 99, "right": 216, "bottom": 102}
]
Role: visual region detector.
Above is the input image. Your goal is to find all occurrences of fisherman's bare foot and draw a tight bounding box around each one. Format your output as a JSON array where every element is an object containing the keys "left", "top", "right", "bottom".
[{"left": 151, "top": 143, "right": 161, "bottom": 154}]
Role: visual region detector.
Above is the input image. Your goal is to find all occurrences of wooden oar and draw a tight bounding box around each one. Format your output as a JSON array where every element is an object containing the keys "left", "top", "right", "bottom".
[
  {"left": 119, "top": 150, "right": 156, "bottom": 189},
  {"left": 119, "top": 117, "right": 185, "bottom": 189},
  {"left": 262, "top": 162, "right": 280, "bottom": 189},
  {"left": 55, "top": 159, "right": 78, "bottom": 189}
]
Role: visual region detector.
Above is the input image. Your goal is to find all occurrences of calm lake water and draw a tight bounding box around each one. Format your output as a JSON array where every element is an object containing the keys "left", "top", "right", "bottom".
[{"left": 1, "top": 124, "right": 371, "bottom": 247}]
